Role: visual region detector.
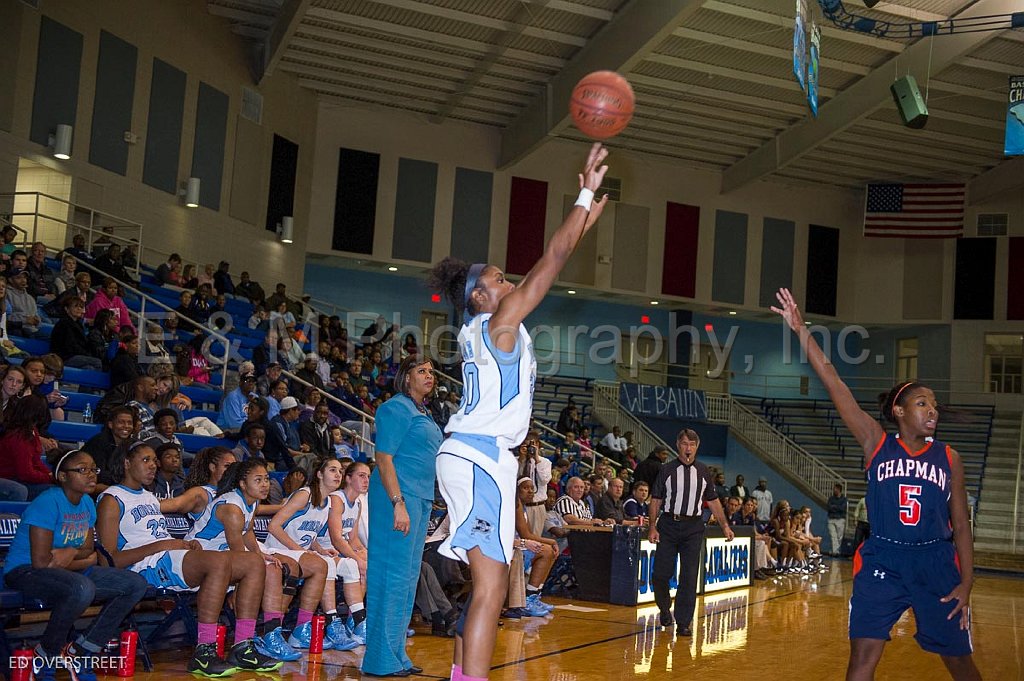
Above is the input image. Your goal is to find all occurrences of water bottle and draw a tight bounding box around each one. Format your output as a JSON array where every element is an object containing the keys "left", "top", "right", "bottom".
[
  {"left": 216, "top": 624, "right": 227, "bottom": 658},
  {"left": 83, "top": 403, "right": 93, "bottom": 423},
  {"left": 309, "top": 614, "right": 325, "bottom": 654}
]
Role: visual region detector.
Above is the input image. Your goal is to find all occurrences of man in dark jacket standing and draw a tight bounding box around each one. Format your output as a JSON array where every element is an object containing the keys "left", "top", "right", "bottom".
[{"left": 633, "top": 445, "right": 671, "bottom": 489}]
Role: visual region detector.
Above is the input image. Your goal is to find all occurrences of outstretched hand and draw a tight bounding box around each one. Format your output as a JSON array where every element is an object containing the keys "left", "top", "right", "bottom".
[
  {"left": 770, "top": 287, "right": 805, "bottom": 332},
  {"left": 941, "top": 582, "right": 972, "bottom": 630},
  {"left": 579, "top": 142, "right": 609, "bottom": 192}
]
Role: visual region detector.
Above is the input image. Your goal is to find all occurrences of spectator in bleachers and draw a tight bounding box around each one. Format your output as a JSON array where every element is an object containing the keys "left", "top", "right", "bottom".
[
  {"left": 430, "top": 384, "right": 453, "bottom": 429},
  {"left": 0, "top": 394, "right": 56, "bottom": 498},
  {"left": 266, "top": 379, "right": 287, "bottom": 419},
  {"left": 50, "top": 297, "right": 103, "bottom": 370},
  {"left": 84, "top": 405, "right": 137, "bottom": 491},
  {"left": 155, "top": 252, "right": 181, "bottom": 285},
  {"left": 0, "top": 276, "right": 25, "bottom": 359},
  {"left": 2, "top": 248, "right": 28, "bottom": 277},
  {"left": 257, "top": 361, "right": 284, "bottom": 397},
  {"left": 188, "top": 283, "right": 214, "bottom": 324},
  {"left": 595, "top": 478, "right": 633, "bottom": 525},
  {"left": 600, "top": 425, "right": 627, "bottom": 457},
  {"left": 121, "top": 242, "right": 138, "bottom": 270},
  {"left": 149, "top": 442, "right": 186, "bottom": 499},
  {"left": 299, "top": 402, "right": 333, "bottom": 458},
  {"left": 752, "top": 477, "right": 774, "bottom": 522},
  {"left": 268, "top": 395, "right": 308, "bottom": 471},
  {"left": 623, "top": 481, "right": 649, "bottom": 522},
  {"left": 72, "top": 271, "right": 93, "bottom": 306},
  {"left": 26, "top": 242, "right": 57, "bottom": 300},
  {"left": 53, "top": 254, "right": 78, "bottom": 294},
  {"left": 88, "top": 309, "right": 120, "bottom": 369},
  {"left": 197, "top": 263, "right": 215, "bottom": 289},
  {"left": 179, "top": 263, "right": 198, "bottom": 289},
  {"left": 354, "top": 383, "right": 376, "bottom": 416},
  {"left": 826, "top": 483, "right": 848, "bottom": 556},
  {"left": 0, "top": 365, "right": 28, "bottom": 418},
  {"left": 93, "top": 243, "right": 135, "bottom": 286},
  {"left": 233, "top": 422, "right": 267, "bottom": 462},
  {"left": 0, "top": 225, "right": 17, "bottom": 258},
  {"left": 331, "top": 425, "right": 356, "bottom": 459},
  {"left": 279, "top": 334, "right": 304, "bottom": 369},
  {"left": 248, "top": 304, "right": 269, "bottom": 331},
  {"left": 218, "top": 372, "right": 257, "bottom": 430},
  {"left": 213, "top": 260, "right": 234, "bottom": 296},
  {"left": 294, "top": 353, "right": 327, "bottom": 396},
  {"left": 4, "top": 448, "right": 149, "bottom": 679},
  {"left": 265, "top": 282, "right": 289, "bottom": 314},
  {"left": 174, "top": 290, "right": 194, "bottom": 320},
  {"left": 557, "top": 430, "right": 582, "bottom": 461},
  {"left": 6, "top": 268, "right": 47, "bottom": 337},
  {"left": 143, "top": 320, "right": 172, "bottom": 365},
  {"left": 59, "top": 232, "right": 92, "bottom": 263},
  {"left": 145, "top": 408, "right": 184, "bottom": 450},
  {"left": 714, "top": 471, "right": 729, "bottom": 504},
  {"left": 556, "top": 400, "right": 581, "bottom": 436},
  {"left": 208, "top": 293, "right": 229, "bottom": 330},
  {"left": 235, "top": 270, "right": 265, "bottom": 305},
  {"left": 633, "top": 445, "right": 670, "bottom": 489},
  {"left": 729, "top": 474, "right": 749, "bottom": 501},
  {"left": 110, "top": 333, "right": 144, "bottom": 387},
  {"left": 178, "top": 335, "right": 212, "bottom": 385},
  {"left": 543, "top": 488, "right": 571, "bottom": 554},
  {"left": 40, "top": 354, "right": 68, "bottom": 422},
  {"left": 299, "top": 387, "right": 341, "bottom": 426},
  {"left": 85, "top": 277, "right": 135, "bottom": 334},
  {"left": 622, "top": 446, "right": 639, "bottom": 471}
]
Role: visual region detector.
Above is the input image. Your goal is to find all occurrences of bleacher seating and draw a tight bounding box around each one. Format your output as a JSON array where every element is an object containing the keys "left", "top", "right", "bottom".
[{"left": 532, "top": 375, "right": 597, "bottom": 440}]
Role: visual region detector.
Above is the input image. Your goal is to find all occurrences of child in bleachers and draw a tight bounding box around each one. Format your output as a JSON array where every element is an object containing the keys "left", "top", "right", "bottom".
[
  {"left": 88, "top": 308, "right": 120, "bottom": 370},
  {"left": 40, "top": 353, "right": 68, "bottom": 421},
  {"left": 0, "top": 394, "right": 57, "bottom": 498},
  {"left": 4, "top": 448, "right": 148, "bottom": 679}
]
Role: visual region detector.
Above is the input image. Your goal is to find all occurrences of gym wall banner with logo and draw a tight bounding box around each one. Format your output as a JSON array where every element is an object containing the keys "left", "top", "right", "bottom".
[{"left": 1006, "top": 76, "right": 1024, "bottom": 156}]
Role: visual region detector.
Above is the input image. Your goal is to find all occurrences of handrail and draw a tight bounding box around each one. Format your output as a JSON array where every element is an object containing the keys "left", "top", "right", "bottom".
[
  {"left": 67, "top": 253, "right": 232, "bottom": 388},
  {"left": 3, "top": 191, "right": 143, "bottom": 278},
  {"left": 281, "top": 369, "right": 375, "bottom": 452},
  {"left": 708, "top": 394, "right": 845, "bottom": 506},
  {"left": 1013, "top": 409, "right": 1023, "bottom": 553},
  {"left": 591, "top": 380, "right": 673, "bottom": 461}
]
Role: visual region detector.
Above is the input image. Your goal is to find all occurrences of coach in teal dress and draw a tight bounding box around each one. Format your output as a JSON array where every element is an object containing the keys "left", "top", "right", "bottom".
[{"left": 363, "top": 354, "right": 443, "bottom": 677}]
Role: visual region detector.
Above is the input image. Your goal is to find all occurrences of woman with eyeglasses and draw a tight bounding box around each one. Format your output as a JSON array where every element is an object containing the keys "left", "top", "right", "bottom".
[
  {"left": 0, "top": 394, "right": 61, "bottom": 499},
  {"left": 3, "top": 448, "right": 148, "bottom": 679}
]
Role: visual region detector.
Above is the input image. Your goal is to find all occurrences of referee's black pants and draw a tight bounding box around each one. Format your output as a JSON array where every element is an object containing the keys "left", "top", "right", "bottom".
[{"left": 651, "top": 514, "right": 705, "bottom": 627}]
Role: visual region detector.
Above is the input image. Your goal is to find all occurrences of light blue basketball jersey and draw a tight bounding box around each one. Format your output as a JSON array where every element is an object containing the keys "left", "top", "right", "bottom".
[
  {"left": 264, "top": 488, "right": 330, "bottom": 550},
  {"left": 98, "top": 485, "right": 171, "bottom": 550},
  {"left": 330, "top": 490, "right": 362, "bottom": 541},
  {"left": 445, "top": 313, "right": 536, "bottom": 452},
  {"left": 185, "top": 489, "right": 256, "bottom": 551},
  {"left": 188, "top": 485, "right": 217, "bottom": 522}
]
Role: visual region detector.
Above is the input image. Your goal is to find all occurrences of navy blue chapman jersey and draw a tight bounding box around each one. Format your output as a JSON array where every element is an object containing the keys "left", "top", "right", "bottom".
[{"left": 865, "top": 434, "right": 953, "bottom": 544}]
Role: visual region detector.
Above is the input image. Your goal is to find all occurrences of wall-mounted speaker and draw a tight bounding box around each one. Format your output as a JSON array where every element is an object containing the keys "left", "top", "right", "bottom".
[{"left": 890, "top": 75, "right": 929, "bottom": 129}]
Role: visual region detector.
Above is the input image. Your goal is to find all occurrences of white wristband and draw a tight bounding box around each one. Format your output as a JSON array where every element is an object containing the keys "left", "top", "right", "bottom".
[{"left": 575, "top": 187, "right": 595, "bottom": 210}]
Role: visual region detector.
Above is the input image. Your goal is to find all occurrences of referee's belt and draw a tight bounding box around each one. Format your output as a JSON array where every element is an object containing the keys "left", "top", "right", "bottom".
[
  {"left": 525, "top": 501, "right": 546, "bottom": 507},
  {"left": 661, "top": 512, "right": 701, "bottom": 521}
]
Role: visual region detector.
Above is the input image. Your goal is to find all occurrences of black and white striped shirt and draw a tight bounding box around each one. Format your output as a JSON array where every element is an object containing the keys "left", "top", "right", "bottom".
[
  {"left": 650, "top": 458, "right": 717, "bottom": 517},
  {"left": 554, "top": 494, "right": 592, "bottom": 521}
]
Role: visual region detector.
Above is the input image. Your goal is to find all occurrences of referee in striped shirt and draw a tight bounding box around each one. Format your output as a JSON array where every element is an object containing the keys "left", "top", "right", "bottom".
[{"left": 648, "top": 429, "right": 733, "bottom": 635}]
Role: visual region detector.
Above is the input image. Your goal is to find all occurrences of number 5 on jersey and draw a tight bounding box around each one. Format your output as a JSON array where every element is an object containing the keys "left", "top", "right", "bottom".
[{"left": 898, "top": 484, "right": 922, "bottom": 526}]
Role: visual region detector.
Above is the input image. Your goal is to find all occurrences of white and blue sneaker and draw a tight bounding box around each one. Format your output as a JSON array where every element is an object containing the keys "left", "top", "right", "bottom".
[
  {"left": 347, "top": 617, "right": 367, "bottom": 645},
  {"left": 287, "top": 621, "right": 332, "bottom": 650},
  {"left": 521, "top": 597, "right": 550, "bottom": 618},
  {"left": 257, "top": 627, "right": 302, "bottom": 661},
  {"left": 326, "top": 619, "right": 361, "bottom": 651},
  {"left": 526, "top": 594, "right": 554, "bottom": 614}
]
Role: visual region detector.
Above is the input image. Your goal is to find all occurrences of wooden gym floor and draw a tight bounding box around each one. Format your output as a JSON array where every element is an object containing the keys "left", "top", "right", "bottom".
[{"left": 131, "top": 560, "right": 1022, "bottom": 680}]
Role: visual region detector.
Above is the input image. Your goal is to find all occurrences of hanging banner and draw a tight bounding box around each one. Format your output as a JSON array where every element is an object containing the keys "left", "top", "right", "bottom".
[
  {"left": 1006, "top": 75, "right": 1024, "bottom": 156},
  {"left": 793, "top": 0, "right": 808, "bottom": 92},
  {"left": 808, "top": 22, "right": 820, "bottom": 116}
]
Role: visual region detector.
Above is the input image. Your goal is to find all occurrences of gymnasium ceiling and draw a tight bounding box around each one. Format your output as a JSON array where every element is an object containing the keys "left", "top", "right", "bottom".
[{"left": 206, "top": 0, "right": 1023, "bottom": 192}]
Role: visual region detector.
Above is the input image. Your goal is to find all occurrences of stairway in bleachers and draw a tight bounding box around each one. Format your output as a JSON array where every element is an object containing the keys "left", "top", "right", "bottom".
[
  {"left": 738, "top": 396, "right": 995, "bottom": 506},
  {"left": 532, "top": 375, "right": 598, "bottom": 439},
  {"left": 973, "top": 409, "right": 1024, "bottom": 570}
]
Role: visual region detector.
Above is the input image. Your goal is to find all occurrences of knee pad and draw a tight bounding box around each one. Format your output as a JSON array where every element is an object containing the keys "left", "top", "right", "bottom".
[{"left": 280, "top": 565, "right": 303, "bottom": 596}]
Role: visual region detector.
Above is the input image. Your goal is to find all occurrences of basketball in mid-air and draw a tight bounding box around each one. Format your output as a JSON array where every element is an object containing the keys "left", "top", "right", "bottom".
[{"left": 569, "top": 70, "right": 635, "bottom": 139}]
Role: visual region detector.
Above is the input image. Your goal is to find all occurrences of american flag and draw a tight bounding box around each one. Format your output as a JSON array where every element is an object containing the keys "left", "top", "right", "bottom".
[{"left": 863, "top": 182, "right": 966, "bottom": 238}]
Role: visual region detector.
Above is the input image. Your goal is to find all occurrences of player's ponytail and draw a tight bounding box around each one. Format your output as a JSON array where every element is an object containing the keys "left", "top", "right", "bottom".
[
  {"left": 184, "top": 446, "right": 232, "bottom": 490},
  {"left": 427, "top": 256, "right": 471, "bottom": 313},
  {"left": 215, "top": 458, "right": 266, "bottom": 497}
]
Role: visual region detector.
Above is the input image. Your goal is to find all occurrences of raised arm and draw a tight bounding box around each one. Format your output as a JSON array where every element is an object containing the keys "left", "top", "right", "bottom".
[
  {"left": 771, "top": 288, "right": 883, "bottom": 455},
  {"left": 488, "top": 144, "right": 609, "bottom": 352}
]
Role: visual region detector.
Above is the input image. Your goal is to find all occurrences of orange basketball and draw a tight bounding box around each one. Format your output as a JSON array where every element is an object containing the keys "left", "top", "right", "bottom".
[{"left": 569, "top": 70, "right": 635, "bottom": 139}]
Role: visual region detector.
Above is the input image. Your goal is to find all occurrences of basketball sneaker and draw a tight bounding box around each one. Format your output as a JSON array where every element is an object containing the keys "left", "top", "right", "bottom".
[
  {"left": 186, "top": 642, "right": 239, "bottom": 677},
  {"left": 226, "top": 639, "right": 283, "bottom": 672},
  {"left": 256, "top": 627, "right": 302, "bottom": 661},
  {"left": 521, "top": 597, "right": 550, "bottom": 618},
  {"left": 61, "top": 643, "right": 98, "bottom": 681},
  {"left": 326, "top": 619, "right": 361, "bottom": 651},
  {"left": 526, "top": 594, "right": 554, "bottom": 614},
  {"left": 346, "top": 617, "right": 367, "bottom": 645},
  {"left": 287, "top": 621, "right": 330, "bottom": 650}
]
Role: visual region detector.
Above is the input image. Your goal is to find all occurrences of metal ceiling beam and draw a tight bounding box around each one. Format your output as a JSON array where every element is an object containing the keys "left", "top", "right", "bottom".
[
  {"left": 546, "top": 0, "right": 614, "bottom": 22},
  {"left": 960, "top": 56, "right": 1024, "bottom": 75},
  {"left": 259, "top": 0, "right": 312, "bottom": 81},
  {"left": 305, "top": 7, "right": 567, "bottom": 69},
  {"left": 701, "top": 0, "right": 904, "bottom": 52},
  {"left": 628, "top": 73, "right": 807, "bottom": 116},
  {"left": 720, "top": 0, "right": 1019, "bottom": 193},
  {"left": 498, "top": 0, "right": 705, "bottom": 168},
  {"left": 967, "top": 157, "right": 1024, "bottom": 204},
  {"left": 364, "top": 0, "right": 587, "bottom": 47},
  {"left": 644, "top": 53, "right": 840, "bottom": 97},
  {"left": 207, "top": 4, "right": 273, "bottom": 26}
]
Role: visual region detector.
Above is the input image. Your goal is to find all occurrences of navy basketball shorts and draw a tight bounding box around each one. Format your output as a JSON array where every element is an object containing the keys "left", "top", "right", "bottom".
[{"left": 850, "top": 538, "right": 972, "bottom": 656}]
